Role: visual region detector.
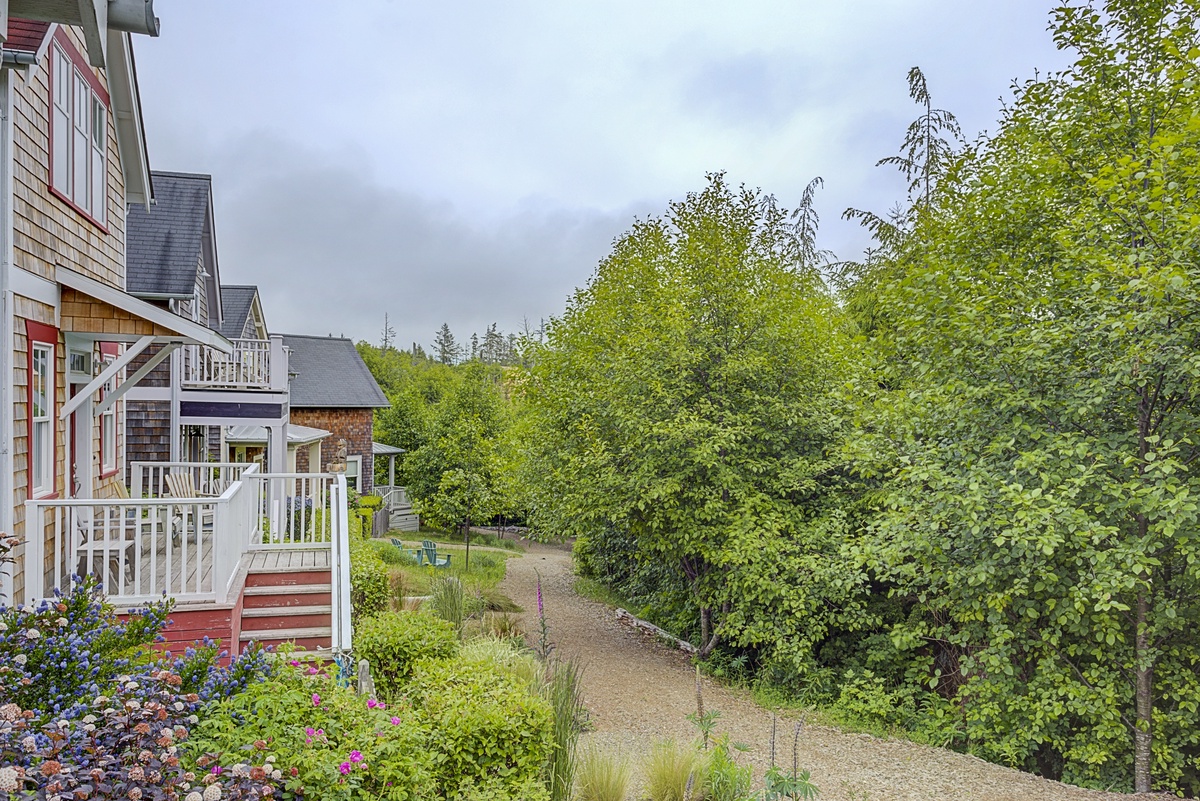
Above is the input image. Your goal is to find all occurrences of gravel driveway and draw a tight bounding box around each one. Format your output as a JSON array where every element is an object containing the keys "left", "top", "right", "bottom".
[{"left": 498, "top": 538, "right": 1135, "bottom": 801}]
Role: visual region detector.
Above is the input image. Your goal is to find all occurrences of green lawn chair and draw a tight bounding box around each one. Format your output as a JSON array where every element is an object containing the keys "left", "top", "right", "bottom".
[
  {"left": 391, "top": 537, "right": 423, "bottom": 565},
  {"left": 420, "top": 539, "right": 451, "bottom": 568}
]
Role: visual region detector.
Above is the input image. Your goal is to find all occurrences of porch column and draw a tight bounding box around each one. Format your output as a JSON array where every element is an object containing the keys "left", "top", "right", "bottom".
[
  {"left": 388, "top": 454, "right": 395, "bottom": 488},
  {"left": 267, "top": 422, "right": 287, "bottom": 474}
]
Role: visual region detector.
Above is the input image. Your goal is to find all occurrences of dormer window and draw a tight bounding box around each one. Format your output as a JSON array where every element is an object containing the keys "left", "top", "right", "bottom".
[{"left": 50, "top": 33, "right": 108, "bottom": 228}]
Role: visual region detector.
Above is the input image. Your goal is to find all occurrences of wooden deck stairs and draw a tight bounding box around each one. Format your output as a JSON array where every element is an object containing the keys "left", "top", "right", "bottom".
[{"left": 238, "top": 549, "right": 334, "bottom": 652}]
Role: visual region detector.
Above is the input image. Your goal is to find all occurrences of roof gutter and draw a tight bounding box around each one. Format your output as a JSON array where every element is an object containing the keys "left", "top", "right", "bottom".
[
  {"left": 129, "top": 291, "right": 194, "bottom": 301},
  {"left": 0, "top": 51, "right": 38, "bottom": 67}
]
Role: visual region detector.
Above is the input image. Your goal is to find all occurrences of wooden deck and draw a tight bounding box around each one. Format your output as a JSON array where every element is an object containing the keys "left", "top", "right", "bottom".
[{"left": 247, "top": 549, "right": 332, "bottom": 571}]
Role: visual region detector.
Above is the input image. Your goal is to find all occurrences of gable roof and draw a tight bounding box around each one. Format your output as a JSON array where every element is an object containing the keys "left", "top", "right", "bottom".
[
  {"left": 218, "top": 285, "right": 260, "bottom": 339},
  {"left": 279, "top": 334, "right": 389, "bottom": 409},
  {"left": 126, "top": 171, "right": 213, "bottom": 297},
  {"left": 4, "top": 18, "right": 52, "bottom": 54}
]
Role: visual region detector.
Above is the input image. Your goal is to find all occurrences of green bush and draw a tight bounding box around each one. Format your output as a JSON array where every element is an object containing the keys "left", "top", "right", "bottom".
[
  {"left": 349, "top": 533, "right": 391, "bottom": 623},
  {"left": 371, "top": 538, "right": 409, "bottom": 565},
  {"left": 355, "top": 611, "right": 460, "bottom": 699},
  {"left": 360, "top": 494, "right": 385, "bottom": 510},
  {"left": 187, "top": 659, "right": 435, "bottom": 799},
  {"left": 830, "top": 669, "right": 915, "bottom": 734},
  {"left": 408, "top": 658, "right": 554, "bottom": 798}
]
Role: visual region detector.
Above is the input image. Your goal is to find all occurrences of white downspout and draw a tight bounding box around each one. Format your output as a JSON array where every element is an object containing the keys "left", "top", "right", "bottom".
[{"left": 0, "top": 69, "right": 15, "bottom": 604}]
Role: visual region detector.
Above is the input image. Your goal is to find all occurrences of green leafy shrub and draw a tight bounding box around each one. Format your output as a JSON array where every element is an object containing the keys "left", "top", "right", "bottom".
[
  {"left": 371, "top": 538, "right": 409, "bottom": 565},
  {"left": 349, "top": 518, "right": 391, "bottom": 623},
  {"left": 829, "top": 670, "right": 914, "bottom": 734},
  {"left": 188, "top": 659, "right": 435, "bottom": 799},
  {"left": 355, "top": 611, "right": 460, "bottom": 698},
  {"left": 360, "top": 494, "right": 385, "bottom": 510},
  {"left": 407, "top": 658, "right": 554, "bottom": 798},
  {"left": 703, "top": 734, "right": 753, "bottom": 801}
]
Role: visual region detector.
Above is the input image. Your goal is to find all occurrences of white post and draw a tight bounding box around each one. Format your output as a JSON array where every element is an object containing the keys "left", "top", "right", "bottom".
[
  {"left": 268, "top": 336, "right": 287, "bottom": 391},
  {"left": 169, "top": 347, "right": 181, "bottom": 461}
]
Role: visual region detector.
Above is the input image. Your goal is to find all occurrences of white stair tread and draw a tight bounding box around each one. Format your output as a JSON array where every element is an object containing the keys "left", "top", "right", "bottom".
[
  {"left": 242, "top": 605, "right": 332, "bottom": 618},
  {"left": 244, "top": 584, "right": 332, "bottom": 596},
  {"left": 239, "top": 626, "right": 332, "bottom": 641}
]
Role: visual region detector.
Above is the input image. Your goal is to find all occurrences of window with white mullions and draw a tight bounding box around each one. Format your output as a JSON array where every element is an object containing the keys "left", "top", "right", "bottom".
[
  {"left": 99, "top": 355, "right": 117, "bottom": 474},
  {"left": 50, "top": 40, "right": 107, "bottom": 226},
  {"left": 31, "top": 342, "right": 55, "bottom": 497}
]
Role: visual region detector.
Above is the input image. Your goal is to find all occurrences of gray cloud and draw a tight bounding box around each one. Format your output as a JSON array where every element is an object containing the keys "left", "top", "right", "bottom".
[
  {"left": 134, "top": 0, "right": 1076, "bottom": 346},
  {"left": 200, "top": 134, "right": 641, "bottom": 350}
]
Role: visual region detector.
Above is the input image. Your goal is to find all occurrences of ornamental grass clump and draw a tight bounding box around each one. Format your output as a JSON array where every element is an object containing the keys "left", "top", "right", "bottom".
[
  {"left": 643, "top": 739, "right": 704, "bottom": 801},
  {"left": 429, "top": 575, "right": 466, "bottom": 634},
  {"left": 575, "top": 745, "right": 631, "bottom": 801},
  {"left": 543, "top": 657, "right": 585, "bottom": 801}
]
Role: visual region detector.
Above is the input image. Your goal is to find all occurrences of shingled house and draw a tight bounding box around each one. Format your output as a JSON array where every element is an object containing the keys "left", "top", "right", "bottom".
[
  {"left": 280, "top": 335, "right": 389, "bottom": 494},
  {"left": 124, "top": 172, "right": 290, "bottom": 472}
]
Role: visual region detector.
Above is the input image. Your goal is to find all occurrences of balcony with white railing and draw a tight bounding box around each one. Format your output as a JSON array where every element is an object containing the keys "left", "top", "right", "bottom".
[
  {"left": 181, "top": 336, "right": 288, "bottom": 392},
  {"left": 23, "top": 463, "right": 352, "bottom": 643}
]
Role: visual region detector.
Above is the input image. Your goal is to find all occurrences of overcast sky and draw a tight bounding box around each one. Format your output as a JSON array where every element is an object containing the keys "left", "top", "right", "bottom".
[{"left": 133, "top": 1, "right": 1071, "bottom": 351}]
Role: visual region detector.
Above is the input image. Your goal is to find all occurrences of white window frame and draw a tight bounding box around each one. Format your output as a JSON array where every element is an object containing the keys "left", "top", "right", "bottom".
[
  {"left": 50, "top": 40, "right": 107, "bottom": 226},
  {"left": 99, "top": 353, "right": 117, "bottom": 474},
  {"left": 345, "top": 455, "right": 362, "bottom": 491},
  {"left": 30, "top": 341, "right": 55, "bottom": 497}
]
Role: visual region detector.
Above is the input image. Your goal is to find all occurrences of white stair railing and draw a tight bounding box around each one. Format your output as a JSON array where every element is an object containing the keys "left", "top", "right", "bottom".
[
  {"left": 247, "top": 473, "right": 336, "bottom": 548},
  {"left": 330, "top": 474, "right": 353, "bottom": 654}
]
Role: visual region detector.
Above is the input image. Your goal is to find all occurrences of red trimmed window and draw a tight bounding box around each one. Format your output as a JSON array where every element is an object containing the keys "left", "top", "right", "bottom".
[
  {"left": 49, "top": 30, "right": 108, "bottom": 228},
  {"left": 27, "top": 321, "right": 58, "bottom": 499},
  {"left": 99, "top": 342, "right": 119, "bottom": 476}
]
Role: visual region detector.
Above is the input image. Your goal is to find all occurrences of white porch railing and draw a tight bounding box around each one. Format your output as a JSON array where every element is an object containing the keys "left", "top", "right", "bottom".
[
  {"left": 247, "top": 473, "right": 337, "bottom": 548},
  {"left": 377, "top": 485, "right": 409, "bottom": 509},
  {"left": 181, "top": 337, "right": 287, "bottom": 391},
  {"left": 131, "top": 462, "right": 257, "bottom": 500},
  {"left": 23, "top": 464, "right": 353, "bottom": 624},
  {"left": 24, "top": 464, "right": 262, "bottom": 606}
]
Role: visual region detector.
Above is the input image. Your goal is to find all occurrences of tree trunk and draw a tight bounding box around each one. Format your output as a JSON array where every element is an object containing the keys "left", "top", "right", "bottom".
[
  {"left": 1134, "top": 588, "right": 1153, "bottom": 793},
  {"left": 697, "top": 606, "right": 721, "bottom": 658}
]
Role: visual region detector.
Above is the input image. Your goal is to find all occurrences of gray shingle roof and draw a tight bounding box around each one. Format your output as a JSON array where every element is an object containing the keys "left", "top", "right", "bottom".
[
  {"left": 126, "top": 172, "right": 211, "bottom": 297},
  {"left": 218, "top": 285, "right": 259, "bottom": 339},
  {"left": 280, "top": 334, "right": 389, "bottom": 409}
]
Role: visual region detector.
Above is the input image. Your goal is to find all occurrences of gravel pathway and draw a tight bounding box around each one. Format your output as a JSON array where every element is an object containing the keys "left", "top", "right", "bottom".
[{"left": 498, "top": 538, "right": 1135, "bottom": 801}]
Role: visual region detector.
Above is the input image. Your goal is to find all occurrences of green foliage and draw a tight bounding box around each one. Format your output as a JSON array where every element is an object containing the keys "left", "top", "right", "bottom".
[
  {"left": 543, "top": 658, "right": 585, "bottom": 801},
  {"left": 574, "top": 746, "right": 632, "bottom": 801},
  {"left": 841, "top": 1, "right": 1200, "bottom": 792},
  {"left": 360, "top": 494, "right": 385, "bottom": 510},
  {"left": 702, "top": 735, "right": 754, "bottom": 801},
  {"left": 349, "top": 525, "right": 391, "bottom": 623},
  {"left": 429, "top": 575, "right": 467, "bottom": 634},
  {"left": 407, "top": 657, "right": 554, "bottom": 799},
  {"left": 519, "top": 171, "right": 866, "bottom": 666},
  {"left": 829, "top": 671, "right": 913, "bottom": 734},
  {"left": 187, "top": 659, "right": 436, "bottom": 800},
  {"left": 642, "top": 739, "right": 704, "bottom": 801},
  {"left": 354, "top": 611, "right": 460, "bottom": 699},
  {"left": 371, "top": 538, "right": 412, "bottom": 565}
]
